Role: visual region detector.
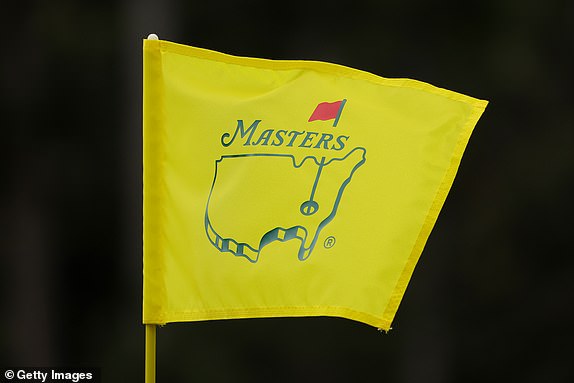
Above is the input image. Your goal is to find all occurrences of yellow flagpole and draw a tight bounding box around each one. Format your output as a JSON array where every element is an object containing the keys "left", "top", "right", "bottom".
[
  {"left": 144, "top": 33, "right": 159, "bottom": 383},
  {"left": 145, "top": 324, "right": 156, "bottom": 383}
]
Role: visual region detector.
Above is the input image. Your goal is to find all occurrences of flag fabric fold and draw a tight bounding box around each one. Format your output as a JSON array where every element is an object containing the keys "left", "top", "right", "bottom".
[{"left": 143, "top": 38, "right": 487, "bottom": 330}]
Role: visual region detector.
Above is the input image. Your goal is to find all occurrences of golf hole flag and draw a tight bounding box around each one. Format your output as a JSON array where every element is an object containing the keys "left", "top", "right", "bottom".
[{"left": 143, "top": 38, "right": 487, "bottom": 330}]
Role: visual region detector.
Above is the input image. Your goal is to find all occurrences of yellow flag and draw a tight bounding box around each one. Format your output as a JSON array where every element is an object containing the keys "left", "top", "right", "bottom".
[{"left": 143, "top": 39, "right": 487, "bottom": 330}]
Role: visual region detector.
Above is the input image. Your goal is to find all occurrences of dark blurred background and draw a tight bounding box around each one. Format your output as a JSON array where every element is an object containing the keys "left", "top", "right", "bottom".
[{"left": 1, "top": 0, "right": 573, "bottom": 382}]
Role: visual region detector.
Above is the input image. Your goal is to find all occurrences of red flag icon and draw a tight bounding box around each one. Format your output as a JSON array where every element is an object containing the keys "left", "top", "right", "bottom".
[{"left": 308, "top": 99, "right": 347, "bottom": 127}]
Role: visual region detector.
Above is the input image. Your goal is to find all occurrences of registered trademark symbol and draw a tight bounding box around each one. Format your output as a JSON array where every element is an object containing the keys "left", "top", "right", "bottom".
[{"left": 324, "top": 236, "right": 336, "bottom": 249}]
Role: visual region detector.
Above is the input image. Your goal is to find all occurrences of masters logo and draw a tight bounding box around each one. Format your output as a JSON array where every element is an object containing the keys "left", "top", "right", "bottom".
[{"left": 205, "top": 99, "right": 367, "bottom": 263}]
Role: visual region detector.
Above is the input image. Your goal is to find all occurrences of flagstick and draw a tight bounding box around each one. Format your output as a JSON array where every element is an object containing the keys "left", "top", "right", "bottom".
[
  {"left": 145, "top": 324, "right": 157, "bottom": 383},
  {"left": 144, "top": 33, "right": 159, "bottom": 383},
  {"left": 332, "top": 99, "right": 347, "bottom": 127}
]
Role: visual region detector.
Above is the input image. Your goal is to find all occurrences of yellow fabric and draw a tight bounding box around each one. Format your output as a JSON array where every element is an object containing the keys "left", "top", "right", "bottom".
[{"left": 143, "top": 39, "right": 487, "bottom": 330}]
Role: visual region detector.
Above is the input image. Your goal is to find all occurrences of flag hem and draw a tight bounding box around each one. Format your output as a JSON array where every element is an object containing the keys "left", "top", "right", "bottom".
[
  {"left": 143, "top": 40, "right": 168, "bottom": 322},
  {"left": 143, "top": 305, "right": 391, "bottom": 330},
  {"left": 149, "top": 39, "right": 488, "bottom": 109}
]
